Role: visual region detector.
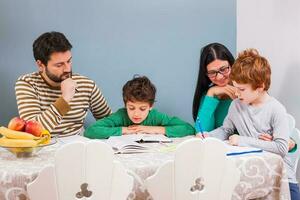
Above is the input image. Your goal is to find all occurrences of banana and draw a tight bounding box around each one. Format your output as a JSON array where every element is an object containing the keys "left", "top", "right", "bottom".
[
  {"left": 38, "top": 130, "right": 51, "bottom": 145},
  {"left": 0, "top": 126, "right": 39, "bottom": 140},
  {"left": 0, "top": 136, "right": 39, "bottom": 147},
  {"left": 0, "top": 127, "right": 51, "bottom": 149}
]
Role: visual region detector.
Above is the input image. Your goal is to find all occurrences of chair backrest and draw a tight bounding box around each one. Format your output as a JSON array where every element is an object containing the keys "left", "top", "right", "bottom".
[
  {"left": 145, "top": 138, "right": 240, "bottom": 200},
  {"left": 289, "top": 128, "right": 300, "bottom": 171},
  {"left": 27, "top": 141, "right": 133, "bottom": 200},
  {"left": 295, "top": 128, "right": 300, "bottom": 184},
  {"left": 287, "top": 113, "right": 300, "bottom": 169},
  {"left": 286, "top": 113, "right": 300, "bottom": 184},
  {"left": 287, "top": 113, "right": 296, "bottom": 131}
]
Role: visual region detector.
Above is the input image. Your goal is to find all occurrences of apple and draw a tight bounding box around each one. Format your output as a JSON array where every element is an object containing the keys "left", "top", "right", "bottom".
[
  {"left": 25, "top": 120, "right": 43, "bottom": 137},
  {"left": 8, "top": 117, "right": 26, "bottom": 131}
]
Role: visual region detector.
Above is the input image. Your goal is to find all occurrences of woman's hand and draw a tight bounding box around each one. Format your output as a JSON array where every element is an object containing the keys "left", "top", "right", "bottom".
[
  {"left": 207, "top": 85, "right": 236, "bottom": 100},
  {"left": 288, "top": 139, "right": 296, "bottom": 151}
]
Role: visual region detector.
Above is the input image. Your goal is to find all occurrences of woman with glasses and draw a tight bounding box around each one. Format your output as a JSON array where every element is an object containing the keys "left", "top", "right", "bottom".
[{"left": 193, "top": 43, "right": 236, "bottom": 133}]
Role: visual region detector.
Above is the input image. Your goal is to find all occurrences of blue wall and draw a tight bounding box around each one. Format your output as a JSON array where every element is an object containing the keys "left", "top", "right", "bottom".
[{"left": 0, "top": 0, "right": 236, "bottom": 126}]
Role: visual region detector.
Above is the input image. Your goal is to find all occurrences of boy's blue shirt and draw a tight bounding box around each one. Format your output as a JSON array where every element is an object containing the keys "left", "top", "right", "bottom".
[{"left": 84, "top": 108, "right": 195, "bottom": 139}]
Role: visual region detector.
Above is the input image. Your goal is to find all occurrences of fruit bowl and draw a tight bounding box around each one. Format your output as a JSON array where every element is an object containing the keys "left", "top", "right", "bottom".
[{"left": 0, "top": 137, "right": 57, "bottom": 158}]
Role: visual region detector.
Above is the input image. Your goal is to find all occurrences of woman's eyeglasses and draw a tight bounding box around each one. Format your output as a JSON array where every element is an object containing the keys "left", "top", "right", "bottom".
[{"left": 206, "top": 65, "right": 231, "bottom": 78}]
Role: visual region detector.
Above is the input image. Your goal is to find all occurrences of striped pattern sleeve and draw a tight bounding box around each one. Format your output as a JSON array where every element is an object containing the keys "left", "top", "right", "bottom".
[
  {"left": 15, "top": 79, "right": 66, "bottom": 132},
  {"left": 89, "top": 83, "right": 112, "bottom": 120}
]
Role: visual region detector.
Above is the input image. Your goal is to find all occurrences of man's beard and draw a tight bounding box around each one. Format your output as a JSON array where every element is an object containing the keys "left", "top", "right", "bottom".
[{"left": 46, "top": 68, "right": 72, "bottom": 83}]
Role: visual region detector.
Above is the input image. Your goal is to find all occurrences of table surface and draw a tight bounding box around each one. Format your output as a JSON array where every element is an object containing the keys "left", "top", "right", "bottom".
[{"left": 0, "top": 136, "right": 291, "bottom": 200}]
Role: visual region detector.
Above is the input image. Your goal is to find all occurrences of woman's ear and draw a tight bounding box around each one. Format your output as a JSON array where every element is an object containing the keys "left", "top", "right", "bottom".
[{"left": 36, "top": 60, "right": 45, "bottom": 72}]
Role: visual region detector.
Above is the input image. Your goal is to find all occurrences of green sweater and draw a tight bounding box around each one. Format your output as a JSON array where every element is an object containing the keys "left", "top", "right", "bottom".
[
  {"left": 195, "top": 95, "right": 232, "bottom": 132},
  {"left": 84, "top": 108, "right": 195, "bottom": 139}
]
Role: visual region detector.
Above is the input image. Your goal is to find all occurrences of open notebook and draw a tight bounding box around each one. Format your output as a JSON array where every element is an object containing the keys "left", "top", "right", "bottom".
[
  {"left": 158, "top": 141, "right": 263, "bottom": 155},
  {"left": 119, "top": 134, "right": 172, "bottom": 143},
  {"left": 106, "top": 134, "right": 172, "bottom": 154}
]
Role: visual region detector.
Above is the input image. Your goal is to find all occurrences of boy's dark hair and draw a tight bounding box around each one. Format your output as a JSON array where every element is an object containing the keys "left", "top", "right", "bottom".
[
  {"left": 122, "top": 76, "right": 156, "bottom": 106},
  {"left": 33, "top": 31, "right": 72, "bottom": 65}
]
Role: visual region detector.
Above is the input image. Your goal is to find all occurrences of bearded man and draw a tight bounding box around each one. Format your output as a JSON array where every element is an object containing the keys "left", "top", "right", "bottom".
[{"left": 15, "top": 31, "right": 111, "bottom": 136}]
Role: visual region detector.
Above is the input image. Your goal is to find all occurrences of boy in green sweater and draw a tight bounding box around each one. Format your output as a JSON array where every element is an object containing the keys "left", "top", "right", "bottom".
[{"left": 84, "top": 76, "right": 195, "bottom": 139}]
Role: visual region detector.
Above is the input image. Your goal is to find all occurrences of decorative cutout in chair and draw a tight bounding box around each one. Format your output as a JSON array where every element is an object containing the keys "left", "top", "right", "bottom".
[
  {"left": 27, "top": 141, "right": 134, "bottom": 200},
  {"left": 190, "top": 177, "right": 205, "bottom": 192},
  {"left": 75, "top": 183, "right": 93, "bottom": 198}
]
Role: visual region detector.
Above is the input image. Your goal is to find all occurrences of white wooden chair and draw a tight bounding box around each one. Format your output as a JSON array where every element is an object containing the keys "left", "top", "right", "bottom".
[
  {"left": 294, "top": 128, "right": 300, "bottom": 184},
  {"left": 27, "top": 141, "right": 134, "bottom": 200},
  {"left": 290, "top": 128, "right": 300, "bottom": 168},
  {"left": 287, "top": 113, "right": 296, "bottom": 133},
  {"left": 287, "top": 114, "right": 300, "bottom": 170},
  {"left": 286, "top": 113, "right": 300, "bottom": 184},
  {"left": 145, "top": 138, "right": 240, "bottom": 200}
]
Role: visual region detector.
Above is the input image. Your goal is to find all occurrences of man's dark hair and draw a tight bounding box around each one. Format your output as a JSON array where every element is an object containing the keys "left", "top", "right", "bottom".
[
  {"left": 33, "top": 31, "right": 72, "bottom": 65},
  {"left": 122, "top": 75, "right": 156, "bottom": 106}
]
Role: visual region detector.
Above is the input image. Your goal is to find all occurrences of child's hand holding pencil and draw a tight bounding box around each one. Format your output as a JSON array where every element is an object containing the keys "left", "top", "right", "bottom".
[{"left": 195, "top": 132, "right": 209, "bottom": 139}]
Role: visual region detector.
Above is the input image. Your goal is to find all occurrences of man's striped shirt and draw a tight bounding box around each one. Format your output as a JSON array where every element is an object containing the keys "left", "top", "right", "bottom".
[{"left": 15, "top": 72, "right": 111, "bottom": 136}]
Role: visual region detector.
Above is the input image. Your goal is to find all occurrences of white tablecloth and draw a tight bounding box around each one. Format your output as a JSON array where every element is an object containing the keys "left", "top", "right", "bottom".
[{"left": 0, "top": 137, "right": 291, "bottom": 200}]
